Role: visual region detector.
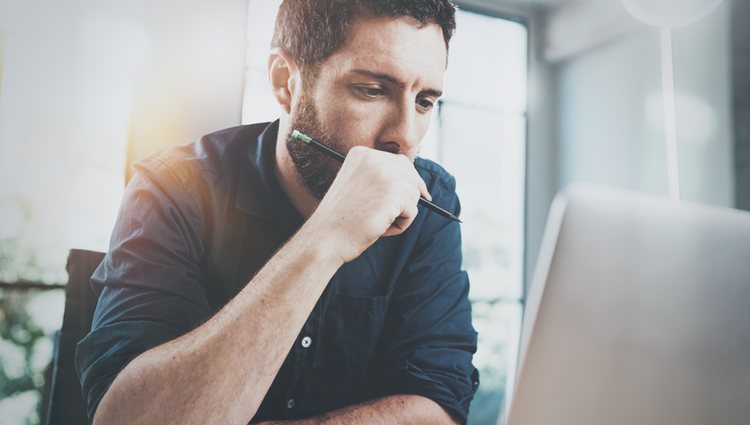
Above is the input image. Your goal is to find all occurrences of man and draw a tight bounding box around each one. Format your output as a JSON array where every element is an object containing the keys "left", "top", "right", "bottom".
[{"left": 76, "top": 1, "right": 479, "bottom": 424}]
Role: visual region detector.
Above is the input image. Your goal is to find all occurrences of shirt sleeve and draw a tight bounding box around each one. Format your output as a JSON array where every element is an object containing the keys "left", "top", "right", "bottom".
[
  {"left": 369, "top": 173, "right": 480, "bottom": 424},
  {"left": 75, "top": 156, "right": 212, "bottom": 423}
]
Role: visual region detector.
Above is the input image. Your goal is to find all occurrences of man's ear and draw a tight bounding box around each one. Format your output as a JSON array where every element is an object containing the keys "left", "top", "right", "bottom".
[{"left": 268, "top": 48, "right": 300, "bottom": 115}]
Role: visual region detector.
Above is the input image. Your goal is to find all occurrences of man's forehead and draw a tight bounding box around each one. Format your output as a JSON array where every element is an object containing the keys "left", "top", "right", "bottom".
[{"left": 327, "top": 16, "right": 447, "bottom": 89}]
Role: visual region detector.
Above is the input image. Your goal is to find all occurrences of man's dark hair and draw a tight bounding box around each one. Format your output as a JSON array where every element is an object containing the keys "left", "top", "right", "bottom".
[{"left": 271, "top": 0, "right": 457, "bottom": 73}]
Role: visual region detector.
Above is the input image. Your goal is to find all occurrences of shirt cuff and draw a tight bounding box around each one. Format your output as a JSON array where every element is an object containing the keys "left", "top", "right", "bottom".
[
  {"left": 374, "top": 360, "right": 479, "bottom": 425},
  {"left": 75, "top": 320, "right": 186, "bottom": 423}
]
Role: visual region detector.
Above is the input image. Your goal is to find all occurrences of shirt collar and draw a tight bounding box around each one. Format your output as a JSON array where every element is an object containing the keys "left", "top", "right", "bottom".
[{"left": 235, "top": 120, "right": 303, "bottom": 231}]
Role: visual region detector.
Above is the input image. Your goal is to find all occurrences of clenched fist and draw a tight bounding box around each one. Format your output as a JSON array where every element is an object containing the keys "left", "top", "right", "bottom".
[{"left": 305, "top": 146, "right": 431, "bottom": 263}]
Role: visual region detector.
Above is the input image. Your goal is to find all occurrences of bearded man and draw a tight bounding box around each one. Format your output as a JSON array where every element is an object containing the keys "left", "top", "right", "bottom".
[{"left": 76, "top": 1, "right": 479, "bottom": 424}]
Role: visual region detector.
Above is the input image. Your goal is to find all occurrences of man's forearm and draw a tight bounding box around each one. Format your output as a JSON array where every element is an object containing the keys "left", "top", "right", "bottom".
[
  {"left": 257, "top": 395, "right": 459, "bottom": 425},
  {"left": 93, "top": 223, "right": 344, "bottom": 425}
]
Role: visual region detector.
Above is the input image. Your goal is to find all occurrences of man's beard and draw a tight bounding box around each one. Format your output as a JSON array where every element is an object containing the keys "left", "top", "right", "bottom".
[{"left": 286, "top": 93, "right": 348, "bottom": 200}]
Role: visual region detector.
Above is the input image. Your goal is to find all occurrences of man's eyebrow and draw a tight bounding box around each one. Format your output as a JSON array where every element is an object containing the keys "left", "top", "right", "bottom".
[{"left": 351, "top": 69, "right": 443, "bottom": 98}]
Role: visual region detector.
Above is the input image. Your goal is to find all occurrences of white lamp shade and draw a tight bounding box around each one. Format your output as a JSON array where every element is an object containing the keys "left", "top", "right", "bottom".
[{"left": 621, "top": 0, "right": 724, "bottom": 28}]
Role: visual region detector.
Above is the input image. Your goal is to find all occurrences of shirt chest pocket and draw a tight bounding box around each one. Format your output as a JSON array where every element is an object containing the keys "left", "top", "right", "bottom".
[{"left": 306, "top": 290, "right": 391, "bottom": 408}]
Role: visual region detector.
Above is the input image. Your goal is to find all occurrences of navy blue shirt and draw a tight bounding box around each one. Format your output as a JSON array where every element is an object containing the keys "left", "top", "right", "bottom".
[{"left": 75, "top": 121, "right": 479, "bottom": 424}]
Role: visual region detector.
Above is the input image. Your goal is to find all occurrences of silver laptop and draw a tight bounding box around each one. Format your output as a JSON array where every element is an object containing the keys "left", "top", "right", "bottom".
[{"left": 505, "top": 185, "right": 750, "bottom": 425}]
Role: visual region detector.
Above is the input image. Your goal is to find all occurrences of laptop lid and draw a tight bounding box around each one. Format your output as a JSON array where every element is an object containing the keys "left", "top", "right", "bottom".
[{"left": 505, "top": 185, "right": 750, "bottom": 425}]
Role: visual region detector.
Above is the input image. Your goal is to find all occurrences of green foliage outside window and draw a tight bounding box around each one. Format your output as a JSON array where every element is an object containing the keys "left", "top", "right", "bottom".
[{"left": 0, "top": 237, "right": 64, "bottom": 425}]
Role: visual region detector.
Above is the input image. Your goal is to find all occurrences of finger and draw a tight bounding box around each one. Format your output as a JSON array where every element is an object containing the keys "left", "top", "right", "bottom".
[
  {"left": 383, "top": 218, "right": 410, "bottom": 237},
  {"left": 387, "top": 155, "right": 431, "bottom": 203},
  {"left": 415, "top": 174, "right": 431, "bottom": 202},
  {"left": 398, "top": 156, "right": 431, "bottom": 202},
  {"left": 383, "top": 202, "right": 419, "bottom": 237},
  {"left": 400, "top": 168, "right": 431, "bottom": 203}
]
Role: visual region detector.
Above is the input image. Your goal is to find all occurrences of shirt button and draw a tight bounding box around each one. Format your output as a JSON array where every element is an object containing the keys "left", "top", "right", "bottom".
[
  {"left": 300, "top": 336, "right": 312, "bottom": 348},
  {"left": 286, "top": 398, "right": 295, "bottom": 409}
]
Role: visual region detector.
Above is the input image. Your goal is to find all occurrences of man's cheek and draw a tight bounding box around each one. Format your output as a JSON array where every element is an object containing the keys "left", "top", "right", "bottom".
[{"left": 333, "top": 99, "right": 380, "bottom": 123}]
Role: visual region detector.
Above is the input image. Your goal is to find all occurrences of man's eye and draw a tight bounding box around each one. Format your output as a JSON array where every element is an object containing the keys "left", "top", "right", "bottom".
[
  {"left": 356, "top": 86, "right": 386, "bottom": 98},
  {"left": 417, "top": 98, "right": 435, "bottom": 111}
]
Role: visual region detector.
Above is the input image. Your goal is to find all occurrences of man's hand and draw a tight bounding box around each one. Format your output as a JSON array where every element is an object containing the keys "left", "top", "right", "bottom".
[{"left": 307, "top": 146, "right": 431, "bottom": 264}]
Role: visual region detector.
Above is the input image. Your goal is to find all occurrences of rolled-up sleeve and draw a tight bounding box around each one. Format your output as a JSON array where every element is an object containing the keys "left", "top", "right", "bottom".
[
  {"left": 371, "top": 175, "right": 479, "bottom": 424},
  {"left": 75, "top": 156, "right": 211, "bottom": 422}
]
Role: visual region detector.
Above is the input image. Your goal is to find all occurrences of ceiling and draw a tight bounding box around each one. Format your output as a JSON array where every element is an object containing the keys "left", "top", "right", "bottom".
[{"left": 459, "top": 0, "right": 564, "bottom": 14}]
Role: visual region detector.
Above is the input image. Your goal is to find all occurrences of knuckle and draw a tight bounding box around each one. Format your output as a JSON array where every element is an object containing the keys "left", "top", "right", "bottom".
[{"left": 349, "top": 146, "right": 367, "bottom": 161}]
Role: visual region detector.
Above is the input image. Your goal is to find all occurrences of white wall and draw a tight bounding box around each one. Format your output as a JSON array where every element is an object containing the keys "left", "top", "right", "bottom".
[
  {"left": 555, "top": 1, "right": 734, "bottom": 207},
  {"left": 1, "top": 0, "right": 252, "bottom": 180},
  {"left": 0, "top": 0, "right": 248, "bottom": 276},
  {"left": 125, "top": 0, "right": 248, "bottom": 176}
]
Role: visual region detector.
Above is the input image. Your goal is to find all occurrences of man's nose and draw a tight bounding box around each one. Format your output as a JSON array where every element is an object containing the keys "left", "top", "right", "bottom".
[{"left": 376, "top": 99, "right": 421, "bottom": 157}]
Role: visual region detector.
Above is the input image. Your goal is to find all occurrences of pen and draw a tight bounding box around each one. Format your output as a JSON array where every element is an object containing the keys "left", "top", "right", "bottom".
[{"left": 291, "top": 130, "right": 462, "bottom": 223}]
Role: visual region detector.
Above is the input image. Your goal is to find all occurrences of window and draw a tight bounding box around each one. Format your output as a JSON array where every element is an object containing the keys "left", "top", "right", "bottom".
[
  {"left": 0, "top": 2, "right": 132, "bottom": 421},
  {"left": 244, "top": 3, "right": 528, "bottom": 424},
  {"left": 429, "top": 9, "right": 527, "bottom": 425}
]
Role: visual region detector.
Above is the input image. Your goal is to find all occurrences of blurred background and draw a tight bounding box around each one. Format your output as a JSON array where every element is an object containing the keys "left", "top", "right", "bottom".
[{"left": 0, "top": 0, "right": 746, "bottom": 424}]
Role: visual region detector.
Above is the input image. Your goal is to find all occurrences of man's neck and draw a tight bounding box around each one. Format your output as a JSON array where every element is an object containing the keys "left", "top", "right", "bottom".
[{"left": 274, "top": 120, "right": 319, "bottom": 220}]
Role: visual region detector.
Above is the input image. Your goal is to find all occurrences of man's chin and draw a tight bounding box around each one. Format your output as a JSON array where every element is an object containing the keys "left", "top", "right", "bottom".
[{"left": 304, "top": 175, "right": 334, "bottom": 200}]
